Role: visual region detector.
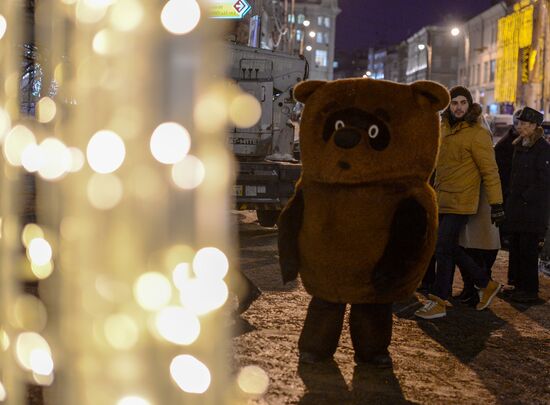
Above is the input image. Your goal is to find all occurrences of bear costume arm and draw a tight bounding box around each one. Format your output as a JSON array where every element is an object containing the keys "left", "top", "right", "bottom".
[
  {"left": 372, "top": 197, "right": 428, "bottom": 292},
  {"left": 277, "top": 180, "right": 304, "bottom": 284}
]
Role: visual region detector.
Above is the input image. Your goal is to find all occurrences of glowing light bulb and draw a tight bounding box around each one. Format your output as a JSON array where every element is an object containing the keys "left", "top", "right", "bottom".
[
  {"left": 15, "top": 332, "right": 51, "bottom": 371},
  {"left": 155, "top": 306, "right": 200, "bottom": 345},
  {"left": 3, "top": 125, "right": 36, "bottom": 166},
  {"left": 87, "top": 130, "right": 126, "bottom": 174},
  {"left": 150, "top": 122, "right": 191, "bottom": 164},
  {"left": 170, "top": 355, "right": 211, "bottom": 394},
  {"left": 36, "top": 97, "right": 56, "bottom": 123},
  {"left": 27, "top": 238, "right": 53, "bottom": 266},
  {"left": 68, "top": 147, "right": 85, "bottom": 172},
  {"left": 0, "top": 15, "right": 6, "bottom": 40},
  {"left": 171, "top": 155, "right": 205, "bottom": 189},
  {"left": 29, "top": 349, "right": 54, "bottom": 375},
  {"left": 192, "top": 247, "right": 228, "bottom": 280},
  {"left": 133, "top": 272, "right": 172, "bottom": 311},
  {"left": 237, "top": 365, "right": 269, "bottom": 395},
  {"left": 161, "top": 0, "right": 201, "bottom": 35},
  {"left": 38, "top": 137, "right": 71, "bottom": 180},
  {"left": 179, "top": 278, "right": 228, "bottom": 315},
  {"left": 229, "top": 93, "right": 262, "bottom": 128}
]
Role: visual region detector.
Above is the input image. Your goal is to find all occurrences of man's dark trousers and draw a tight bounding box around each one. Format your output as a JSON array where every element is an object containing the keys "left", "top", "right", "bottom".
[{"left": 433, "top": 214, "right": 490, "bottom": 300}]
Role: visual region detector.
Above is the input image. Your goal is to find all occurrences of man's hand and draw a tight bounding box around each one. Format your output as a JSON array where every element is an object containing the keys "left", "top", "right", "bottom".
[{"left": 490, "top": 204, "right": 506, "bottom": 227}]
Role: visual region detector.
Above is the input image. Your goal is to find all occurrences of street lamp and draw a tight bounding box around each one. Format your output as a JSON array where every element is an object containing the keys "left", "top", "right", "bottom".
[
  {"left": 308, "top": 31, "right": 316, "bottom": 38},
  {"left": 418, "top": 44, "right": 425, "bottom": 51},
  {"left": 451, "top": 27, "right": 460, "bottom": 37},
  {"left": 303, "top": 20, "right": 310, "bottom": 27}
]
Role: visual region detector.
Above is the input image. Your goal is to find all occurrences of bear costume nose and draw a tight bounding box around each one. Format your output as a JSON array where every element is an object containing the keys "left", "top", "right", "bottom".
[{"left": 334, "top": 128, "right": 361, "bottom": 149}]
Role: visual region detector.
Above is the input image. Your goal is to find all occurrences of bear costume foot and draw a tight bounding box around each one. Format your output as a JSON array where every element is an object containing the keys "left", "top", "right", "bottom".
[{"left": 354, "top": 353, "right": 393, "bottom": 369}]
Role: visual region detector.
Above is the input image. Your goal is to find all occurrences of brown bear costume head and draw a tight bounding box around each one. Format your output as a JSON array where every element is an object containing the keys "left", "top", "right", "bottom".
[{"left": 294, "top": 79, "right": 449, "bottom": 185}]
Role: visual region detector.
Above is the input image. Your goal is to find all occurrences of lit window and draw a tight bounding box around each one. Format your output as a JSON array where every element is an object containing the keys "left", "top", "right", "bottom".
[
  {"left": 317, "top": 16, "right": 323, "bottom": 26},
  {"left": 297, "top": 14, "right": 305, "bottom": 24},
  {"left": 315, "top": 50, "right": 327, "bottom": 67},
  {"left": 333, "top": 61, "right": 339, "bottom": 69},
  {"left": 287, "top": 14, "right": 295, "bottom": 23},
  {"left": 324, "top": 32, "right": 329, "bottom": 43},
  {"left": 296, "top": 30, "right": 302, "bottom": 41},
  {"left": 324, "top": 17, "right": 330, "bottom": 28},
  {"left": 316, "top": 32, "right": 323, "bottom": 43}
]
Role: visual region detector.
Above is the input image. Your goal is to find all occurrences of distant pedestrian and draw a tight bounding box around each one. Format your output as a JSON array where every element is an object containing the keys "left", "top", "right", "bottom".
[
  {"left": 415, "top": 86, "right": 503, "bottom": 319},
  {"left": 504, "top": 107, "right": 550, "bottom": 303}
]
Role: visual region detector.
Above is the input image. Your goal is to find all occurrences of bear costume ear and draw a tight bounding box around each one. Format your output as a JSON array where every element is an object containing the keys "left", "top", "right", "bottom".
[
  {"left": 293, "top": 80, "right": 326, "bottom": 103},
  {"left": 410, "top": 80, "right": 450, "bottom": 112}
]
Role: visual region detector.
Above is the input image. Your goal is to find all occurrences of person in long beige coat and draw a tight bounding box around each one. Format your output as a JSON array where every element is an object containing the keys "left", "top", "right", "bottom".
[{"left": 456, "top": 187, "right": 501, "bottom": 304}]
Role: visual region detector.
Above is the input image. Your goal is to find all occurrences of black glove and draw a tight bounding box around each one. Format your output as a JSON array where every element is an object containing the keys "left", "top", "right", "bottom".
[{"left": 490, "top": 204, "right": 505, "bottom": 227}]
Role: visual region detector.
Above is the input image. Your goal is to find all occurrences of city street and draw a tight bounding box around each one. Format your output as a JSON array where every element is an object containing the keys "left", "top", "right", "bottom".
[{"left": 233, "top": 211, "right": 550, "bottom": 404}]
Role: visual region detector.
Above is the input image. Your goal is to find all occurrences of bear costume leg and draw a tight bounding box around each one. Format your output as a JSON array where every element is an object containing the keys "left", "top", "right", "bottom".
[
  {"left": 298, "top": 296, "right": 346, "bottom": 363},
  {"left": 349, "top": 303, "right": 393, "bottom": 368}
]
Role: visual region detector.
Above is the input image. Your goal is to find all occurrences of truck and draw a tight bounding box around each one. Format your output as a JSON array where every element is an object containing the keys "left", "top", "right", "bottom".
[{"left": 227, "top": 44, "right": 308, "bottom": 227}]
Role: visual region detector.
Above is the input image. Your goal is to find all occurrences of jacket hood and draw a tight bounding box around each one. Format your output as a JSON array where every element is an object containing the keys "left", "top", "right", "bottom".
[
  {"left": 512, "top": 127, "right": 544, "bottom": 148},
  {"left": 442, "top": 102, "right": 482, "bottom": 126}
]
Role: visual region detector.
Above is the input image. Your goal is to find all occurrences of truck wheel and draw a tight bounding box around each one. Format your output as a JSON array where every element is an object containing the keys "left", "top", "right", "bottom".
[{"left": 256, "top": 210, "right": 280, "bottom": 227}]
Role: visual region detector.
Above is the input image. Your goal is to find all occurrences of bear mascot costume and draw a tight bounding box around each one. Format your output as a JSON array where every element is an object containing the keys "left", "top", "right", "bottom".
[{"left": 278, "top": 78, "right": 450, "bottom": 367}]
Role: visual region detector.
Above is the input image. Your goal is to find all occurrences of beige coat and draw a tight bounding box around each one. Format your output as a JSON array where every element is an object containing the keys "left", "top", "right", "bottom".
[{"left": 459, "top": 187, "right": 501, "bottom": 250}]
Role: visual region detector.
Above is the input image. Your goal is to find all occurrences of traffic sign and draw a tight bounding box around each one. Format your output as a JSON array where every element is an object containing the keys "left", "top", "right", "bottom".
[{"left": 210, "top": 0, "right": 251, "bottom": 19}]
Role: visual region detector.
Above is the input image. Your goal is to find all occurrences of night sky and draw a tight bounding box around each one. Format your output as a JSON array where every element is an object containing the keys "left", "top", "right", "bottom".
[{"left": 336, "top": 0, "right": 495, "bottom": 52}]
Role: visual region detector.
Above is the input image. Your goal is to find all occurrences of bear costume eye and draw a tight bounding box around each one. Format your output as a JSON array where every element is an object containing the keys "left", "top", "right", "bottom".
[
  {"left": 335, "top": 120, "right": 345, "bottom": 130},
  {"left": 368, "top": 125, "right": 379, "bottom": 139}
]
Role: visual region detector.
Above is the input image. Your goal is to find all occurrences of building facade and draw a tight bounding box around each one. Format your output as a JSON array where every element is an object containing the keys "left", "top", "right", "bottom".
[
  {"left": 292, "top": 0, "right": 340, "bottom": 80},
  {"left": 457, "top": 2, "right": 507, "bottom": 114},
  {"left": 405, "top": 26, "right": 461, "bottom": 88}
]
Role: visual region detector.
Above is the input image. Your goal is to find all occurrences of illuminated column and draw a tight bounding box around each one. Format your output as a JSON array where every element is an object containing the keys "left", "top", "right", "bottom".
[{"left": 1, "top": 0, "right": 257, "bottom": 404}]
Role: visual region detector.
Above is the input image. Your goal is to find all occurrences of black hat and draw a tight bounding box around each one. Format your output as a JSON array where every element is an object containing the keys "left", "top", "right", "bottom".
[
  {"left": 449, "top": 86, "right": 473, "bottom": 106},
  {"left": 517, "top": 106, "right": 543, "bottom": 125}
]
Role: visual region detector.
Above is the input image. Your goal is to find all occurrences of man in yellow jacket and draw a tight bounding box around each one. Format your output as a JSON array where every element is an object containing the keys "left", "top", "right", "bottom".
[{"left": 415, "top": 86, "right": 503, "bottom": 319}]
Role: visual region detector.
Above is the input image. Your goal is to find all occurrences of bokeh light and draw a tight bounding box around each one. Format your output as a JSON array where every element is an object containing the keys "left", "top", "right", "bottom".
[
  {"left": 36, "top": 97, "right": 57, "bottom": 123},
  {"left": 13, "top": 294, "right": 48, "bottom": 331},
  {"left": 3, "top": 125, "right": 36, "bottom": 166},
  {"left": 117, "top": 396, "right": 151, "bottom": 405},
  {"left": 27, "top": 238, "right": 53, "bottom": 266},
  {"left": 21, "top": 144, "right": 43, "bottom": 173},
  {"left": 170, "top": 355, "right": 211, "bottom": 394},
  {"left": 179, "top": 278, "right": 228, "bottom": 315},
  {"left": 150, "top": 122, "right": 191, "bottom": 164},
  {"left": 171, "top": 155, "right": 205, "bottom": 189},
  {"left": 76, "top": 0, "right": 109, "bottom": 24},
  {"left": 29, "top": 349, "right": 54, "bottom": 375},
  {"left": 15, "top": 332, "right": 51, "bottom": 371},
  {"left": 155, "top": 306, "right": 200, "bottom": 345},
  {"left": 68, "top": 147, "right": 85, "bottom": 172},
  {"left": 0, "top": 107, "right": 11, "bottom": 141},
  {"left": 172, "top": 262, "right": 192, "bottom": 290},
  {"left": 110, "top": 0, "right": 144, "bottom": 31},
  {"left": 229, "top": 93, "right": 262, "bottom": 128},
  {"left": 31, "top": 261, "right": 54, "bottom": 280},
  {"left": 104, "top": 314, "right": 139, "bottom": 350},
  {"left": 194, "top": 91, "right": 229, "bottom": 133},
  {"left": 1, "top": 329, "right": 10, "bottom": 351},
  {"left": 87, "top": 173, "right": 123, "bottom": 210},
  {"left": 0, "top": 381, "right": 6, "bottom": 401},
  {"left": 133, "top": 272, "right": 172, "bottom": 311},
  {"left": 192, "top": 247, "right": 229, "bottom": 280},
  {"left": 237, "top": 365, "right": 269, "bottom": 395},
  {"left": 38, "top": 137, "right": 72, "bottom": 180},
  {"left": 21, "top": 223, "right": 45, "bottom": 248},
  {"left": 86, "top": 130, "right": 126, "bottom": 174},
  {"left": 32, "top": 372, "right": 54, "bottom": 386},
  {"left": 0, "top": 14, "right": 7, "bottom": 40},
  {"left": 161, "top": 0, "right": 201, "bottom": 35},
  {"left": 93, "top": 29, "right": 122, "bottom": 55}
]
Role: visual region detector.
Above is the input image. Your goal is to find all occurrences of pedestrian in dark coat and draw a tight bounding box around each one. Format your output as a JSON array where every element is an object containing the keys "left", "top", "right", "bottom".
[
  {"left": 495, "top": 109, "right": 522, "bottom": 201},
  {"left": 505, "top": 107, "right": 550, "bottom": 303}
]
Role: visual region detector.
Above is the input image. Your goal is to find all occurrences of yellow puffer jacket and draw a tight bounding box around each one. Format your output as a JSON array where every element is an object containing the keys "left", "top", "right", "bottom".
[{"left": 435, "top": 110, "right": 502, "bottom": 214}]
